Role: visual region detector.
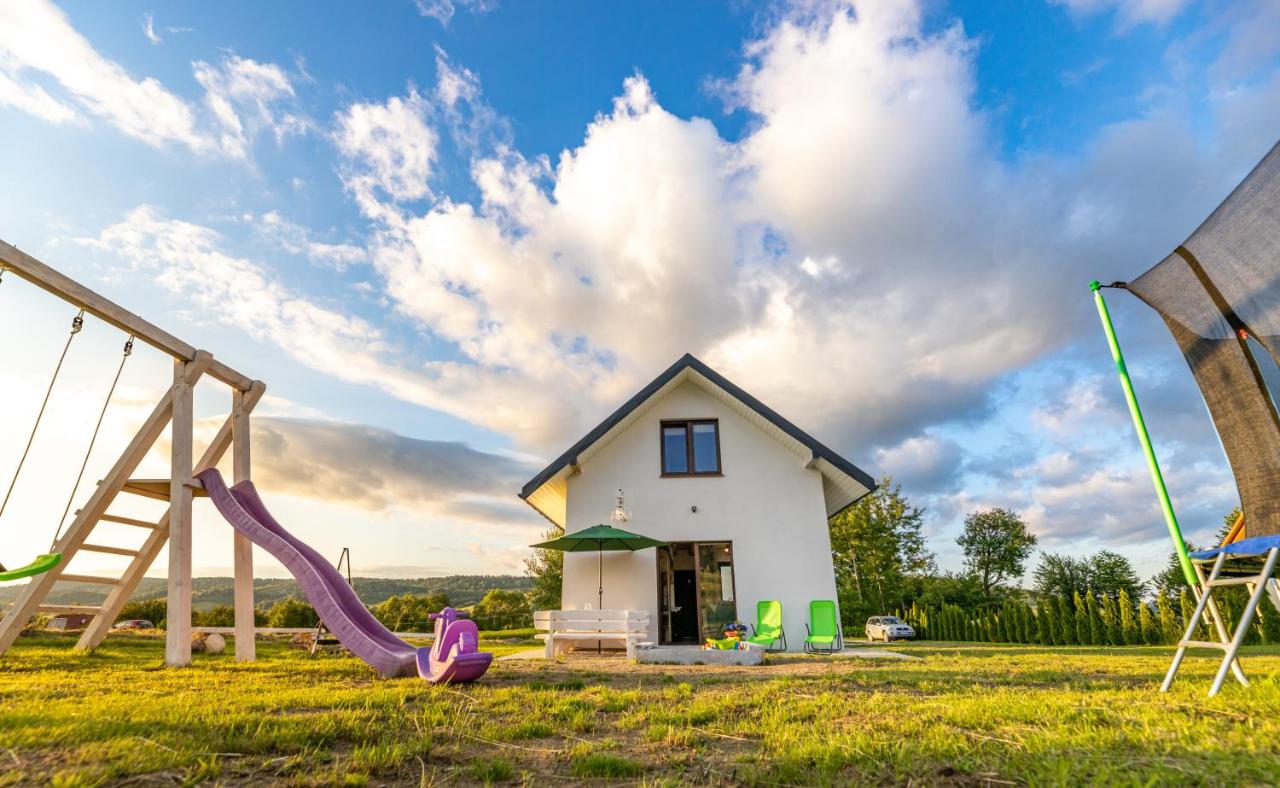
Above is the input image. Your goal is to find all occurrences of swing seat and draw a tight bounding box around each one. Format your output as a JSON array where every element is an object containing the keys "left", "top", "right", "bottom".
[{"left": 0, "top": 553, "right": 62, "bottom": 582}]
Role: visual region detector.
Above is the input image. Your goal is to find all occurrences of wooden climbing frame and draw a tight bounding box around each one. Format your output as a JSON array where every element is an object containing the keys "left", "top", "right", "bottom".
[{"left": 0, "top": 239, "right": 266, "bottom": 667}]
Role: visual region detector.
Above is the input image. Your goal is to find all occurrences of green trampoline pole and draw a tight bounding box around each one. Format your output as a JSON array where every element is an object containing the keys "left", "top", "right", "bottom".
[{"left": 1091, "top": 280, "right": 1196, "bottom": 586}]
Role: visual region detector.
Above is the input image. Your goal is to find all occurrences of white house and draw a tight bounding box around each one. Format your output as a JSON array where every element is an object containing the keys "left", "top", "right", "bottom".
[{"left": 520, "top": 354, "right": 876, "bottom": 651}]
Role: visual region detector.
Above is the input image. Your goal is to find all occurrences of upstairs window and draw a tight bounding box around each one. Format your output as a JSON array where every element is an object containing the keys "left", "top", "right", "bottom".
[{"left": 661, "top": 419, "right": 721, "bottom": 476}]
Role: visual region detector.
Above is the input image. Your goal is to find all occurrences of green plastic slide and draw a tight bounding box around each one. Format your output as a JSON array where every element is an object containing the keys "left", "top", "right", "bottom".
[
  {"left": 748, "top": 600, "right": 786, "bottom": 651},
  {"left": 804, "top": 599, "right": 841, "bottom": 654},
  {"left": 0, "top": 553, "right": 62, "bottom": 583}
]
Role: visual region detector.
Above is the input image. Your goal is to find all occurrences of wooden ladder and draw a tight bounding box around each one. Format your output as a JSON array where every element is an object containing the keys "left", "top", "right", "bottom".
[
  {"left": 0, "top": 372, "right": 264, "bottom": 655},
  {"left": 63, "top": 480, "right": 210, "bottom": 651}
]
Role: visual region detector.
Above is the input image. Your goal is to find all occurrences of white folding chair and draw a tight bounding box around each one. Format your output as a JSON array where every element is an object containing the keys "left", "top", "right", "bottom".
[{"left": 1161, "top": 536, "right": 1280, "bottom": 697}]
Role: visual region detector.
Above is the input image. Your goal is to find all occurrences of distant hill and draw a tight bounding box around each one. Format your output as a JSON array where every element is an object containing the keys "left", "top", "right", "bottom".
[{"left": 0, "top": 575, "right": 532, "bottom": 611}]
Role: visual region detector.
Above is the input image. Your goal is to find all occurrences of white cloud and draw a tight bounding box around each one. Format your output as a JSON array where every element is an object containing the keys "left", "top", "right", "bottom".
[
  {"left": 334, "top": 88, "right": 438, "bottom": 218},
  {"left": 193, "top": 55, "right": 308, "bottom": 159},
  {"left": 0, "top": 0, "right": 209, "bottom": 151},
  {"left": 0, "top": 1, "right": 301, "bottom": 159},
  {"left": 334, "top": 0, "right": 1074, "bottom": 453},
  {"left": 80, "top": 206, "right": 386, "bottom": 374},
  {"left": 79, "top": 206, "right": 577, "bottom": 445},
  {"left": 434, "top": 47, "right": 505, "bottom": 152},
  {"left": 141, "top": 12, "right": 161, "bottom": 44},
  {"left": 1049, "top": 0, "right": 1190, "bottom": 26},
  {"left": 256, "top": 210, "right": 367, "bottom": 270},
  {"left": 414, "top": 0, "right": 497, "bottom": 27},
  {"left": 873, "top": 434, "right": 965, "bottom": 494},
  {"left": 208, "top": 417, "right": 536, "bottom": 521},
  {"left": 0, "top": 69, "right": 79, "bottom": 124}
]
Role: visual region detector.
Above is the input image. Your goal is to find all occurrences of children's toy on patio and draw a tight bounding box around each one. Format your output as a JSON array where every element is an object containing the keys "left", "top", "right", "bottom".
[{"left": 704, "top": 621, "right": 751, "bottom": 650}]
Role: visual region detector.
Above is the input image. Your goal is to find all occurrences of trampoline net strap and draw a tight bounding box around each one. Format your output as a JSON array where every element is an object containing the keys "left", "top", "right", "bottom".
[{"left": 1127, "top": 139, "right": 1280, "bottom": 537}]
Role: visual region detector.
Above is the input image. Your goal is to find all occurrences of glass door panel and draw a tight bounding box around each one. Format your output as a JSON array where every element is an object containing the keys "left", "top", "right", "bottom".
[{"left": 696, "top": 542, "right": 736, "bottom": 641}]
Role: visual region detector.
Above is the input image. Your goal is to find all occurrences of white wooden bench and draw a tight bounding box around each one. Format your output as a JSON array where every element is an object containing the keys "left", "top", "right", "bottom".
[{"left": 534, "top": 610, "right": 650, "bottom": 658}]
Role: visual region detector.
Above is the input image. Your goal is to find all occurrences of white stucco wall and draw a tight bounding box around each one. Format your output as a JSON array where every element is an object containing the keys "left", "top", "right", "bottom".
[{"left": 560, "top": 381, "right": 840, "bottom": 650}]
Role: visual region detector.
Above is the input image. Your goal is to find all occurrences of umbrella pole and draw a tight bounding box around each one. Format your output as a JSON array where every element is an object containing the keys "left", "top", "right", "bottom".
[{"left": 598, "top": 547, "right": 603, "bottom": 653}]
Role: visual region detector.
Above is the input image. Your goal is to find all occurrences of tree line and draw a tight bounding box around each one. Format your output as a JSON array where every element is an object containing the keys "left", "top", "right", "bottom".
[
  {"left": 898, "top": 584, "right": 1280, "bottom": 647},
  {"left": 830, "top": 480, "right": 1279, "bottom": 644},
  {"left": 115, "top": 587, "right": 536, "bottom": 632}
]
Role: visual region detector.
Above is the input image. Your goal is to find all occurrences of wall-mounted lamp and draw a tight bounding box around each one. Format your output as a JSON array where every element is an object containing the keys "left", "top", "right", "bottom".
[{"left": 610, "top": 488, "right": 629, "bottom": 524}]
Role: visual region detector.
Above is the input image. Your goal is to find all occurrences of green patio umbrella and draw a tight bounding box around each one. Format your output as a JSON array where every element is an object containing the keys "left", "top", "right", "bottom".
[{"left": 531, "top": 524, "right": 665, "bottom": 611}]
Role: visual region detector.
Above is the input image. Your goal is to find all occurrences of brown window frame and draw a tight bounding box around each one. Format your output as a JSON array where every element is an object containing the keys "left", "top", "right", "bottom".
[{"left": 660, "top": 419, "right": 723, "bottom": 477}]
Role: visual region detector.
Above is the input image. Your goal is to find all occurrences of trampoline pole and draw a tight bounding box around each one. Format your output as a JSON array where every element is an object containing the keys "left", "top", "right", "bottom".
[{"left": 1091, "top": 281, "right": 1197, "bottom": 586}]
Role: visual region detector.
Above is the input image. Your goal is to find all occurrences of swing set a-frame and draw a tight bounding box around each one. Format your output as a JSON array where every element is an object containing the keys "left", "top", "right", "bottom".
[{"left": 0, "top": 238, "right": 265, "bottom": 667}]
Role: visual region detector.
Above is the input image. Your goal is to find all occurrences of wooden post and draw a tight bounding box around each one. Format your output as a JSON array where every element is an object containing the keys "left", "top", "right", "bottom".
[
  {"left": 166, "top": 358, "right": 196, "bottom": 667},
  {"left": 231, "top": 383, "right": 260, "bottom": 661},
  {"left": 75, "top": 380, "right": 264, "bottom": 653}
]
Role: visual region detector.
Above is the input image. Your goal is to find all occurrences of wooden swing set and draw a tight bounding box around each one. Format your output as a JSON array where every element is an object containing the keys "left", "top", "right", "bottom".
[{"left": 0, "top": 239, "right": 265, "bottom": 667}]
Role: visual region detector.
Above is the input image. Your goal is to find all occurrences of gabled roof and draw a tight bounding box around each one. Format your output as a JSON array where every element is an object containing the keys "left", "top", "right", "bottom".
[{"left": 519, "top": 353, "right": 876, "bottom": 529}]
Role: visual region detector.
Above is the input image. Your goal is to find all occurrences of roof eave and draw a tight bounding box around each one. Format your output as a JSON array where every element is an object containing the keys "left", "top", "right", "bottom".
[{"left": 519, "top": 352, "right": 877, "bottom": 511}]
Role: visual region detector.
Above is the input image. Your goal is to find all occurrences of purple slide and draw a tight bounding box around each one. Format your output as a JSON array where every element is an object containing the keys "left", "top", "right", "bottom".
[{"left": 196, "top": 469, "right": 492, "bottom": 682}]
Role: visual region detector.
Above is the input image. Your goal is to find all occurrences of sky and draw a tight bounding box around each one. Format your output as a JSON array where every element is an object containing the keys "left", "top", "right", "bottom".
[{"left": 1, "top": 0, "right": 1278, "bottom": 588}]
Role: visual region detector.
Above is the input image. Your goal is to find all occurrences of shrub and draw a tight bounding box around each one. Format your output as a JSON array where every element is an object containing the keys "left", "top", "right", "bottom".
[
  {"left": 1073, "top": 592, "right": 1089, "bottom": 645},
  {"left": 1139, "top": 601, "right": 1158, "bottom": 645},
  {"left": 194, "top": 604, "right": 235, "bottom": 628},
  {"left": 1104, "top": 594, "right": 1124, "bottom": 646},
  {"left": 267, "top": 597, "right": 318, "bottom": 628},
  {"left": 1084, "top": 591, "right": 1102, "bottom": 646},
  {"left": 117, "top": 599, "right": 166, "bottom": 628},
  {"left": 1157, "top": 589, "right": 1180, "bottom": 644},
  {"left": 371, "top": 593, "right": 448, "bottom": 632},
  {"left": 1118, "top": 589, "right": 1138, "bottom": 645},
  {"left": 1177, "top": 589, "right": 1201, "bottom": 642},
  {"left": 471, "top": 589, "right": 533, "bottom": 631},
  {"left": 1036, "top": 602, "right": 1053, "bottom": 645},
  {"left": 1056, "top": 596, "right": 1076, "bottom": 645}
]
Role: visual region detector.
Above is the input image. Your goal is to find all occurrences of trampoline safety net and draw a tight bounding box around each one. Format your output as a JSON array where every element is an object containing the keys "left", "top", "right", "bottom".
[{"left": 1126, "top": 140, "right": 1280, "bottom": 537}]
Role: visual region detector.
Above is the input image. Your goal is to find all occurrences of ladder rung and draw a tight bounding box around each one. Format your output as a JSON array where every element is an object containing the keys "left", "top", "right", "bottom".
[
  {"left": 1180, "top": 640, "right": 1229, "bottom": 650},
  {"left": 98, "top": 514, "right": 159, "bottom": 529},
  {"left": 79, "top": 543, "right": 139, "bottom": 557},
  {"left": 1208, "top": 576, "right": 1260, "bottom": 587},
  {"left": 37, "top": 604, "right": 101, "bottom": 615},
  {"left": 57, "top": 574, "right": 119, "bottom": 585}
]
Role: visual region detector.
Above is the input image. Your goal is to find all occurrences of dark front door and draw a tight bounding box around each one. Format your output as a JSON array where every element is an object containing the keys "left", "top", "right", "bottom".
[{"left": 671, "top": 569, "right": 699, "bottom": 643}]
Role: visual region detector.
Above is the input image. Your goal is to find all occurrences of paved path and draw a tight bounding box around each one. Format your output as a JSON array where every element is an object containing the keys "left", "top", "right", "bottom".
[
  {"left": 498, "top": 648, "right": 546, "bottom": 661},
  {"left": 833, "top": 647, "right": 920, "bottom": 660}
]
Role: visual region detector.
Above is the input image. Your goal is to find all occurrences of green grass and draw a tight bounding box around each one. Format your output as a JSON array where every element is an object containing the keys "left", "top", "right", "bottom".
[{"left": 3, "top": 633, "right": 1280, "bottom": 784}]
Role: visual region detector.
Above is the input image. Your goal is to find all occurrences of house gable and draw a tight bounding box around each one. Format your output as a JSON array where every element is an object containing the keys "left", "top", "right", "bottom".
[{"left": 520, "top": 353, "right": 875, "bottom": 528}]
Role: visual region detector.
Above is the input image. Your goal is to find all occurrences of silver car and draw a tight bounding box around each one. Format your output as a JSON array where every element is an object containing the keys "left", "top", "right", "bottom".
[{"left": 865, "top": 615, "right": 915, "bottom": 642}]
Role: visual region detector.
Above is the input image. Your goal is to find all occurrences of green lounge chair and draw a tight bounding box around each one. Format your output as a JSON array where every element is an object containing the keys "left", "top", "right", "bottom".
[
  {"left": 747, "top": 600, "right": 786, "bottom": 651},
  {"left": 804, "top": 600, "right": 842, "bottom": 654}
]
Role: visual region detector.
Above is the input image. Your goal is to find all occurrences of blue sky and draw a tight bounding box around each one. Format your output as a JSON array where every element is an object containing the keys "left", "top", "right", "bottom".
[{"left": 1, "top": 0, "right": 1278, "bottom": 585}]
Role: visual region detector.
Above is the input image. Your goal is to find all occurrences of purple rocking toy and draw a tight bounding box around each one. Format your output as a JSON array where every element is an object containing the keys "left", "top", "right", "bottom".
[{"left": 415, "top": 608, "right": 493, "bottom": 683}]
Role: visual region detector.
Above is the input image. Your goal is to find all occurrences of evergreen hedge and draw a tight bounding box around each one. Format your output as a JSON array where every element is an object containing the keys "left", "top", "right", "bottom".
[{"left": 898, "top": 587, "right": 1280, "bottom": 647}]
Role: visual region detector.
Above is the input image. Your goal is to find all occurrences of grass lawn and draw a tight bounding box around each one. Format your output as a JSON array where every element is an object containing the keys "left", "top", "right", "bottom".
[{"left": 3, "top": 634, "right": 1280, "bottom": 785}]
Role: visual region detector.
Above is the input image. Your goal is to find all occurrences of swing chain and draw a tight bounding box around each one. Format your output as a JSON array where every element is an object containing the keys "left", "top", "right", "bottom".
[
  {"left": 51, "top": 331, "right": 136, "bottom": 549},
  {"left": 0, "top": 307, "right": 89, "bottom": 525}
]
